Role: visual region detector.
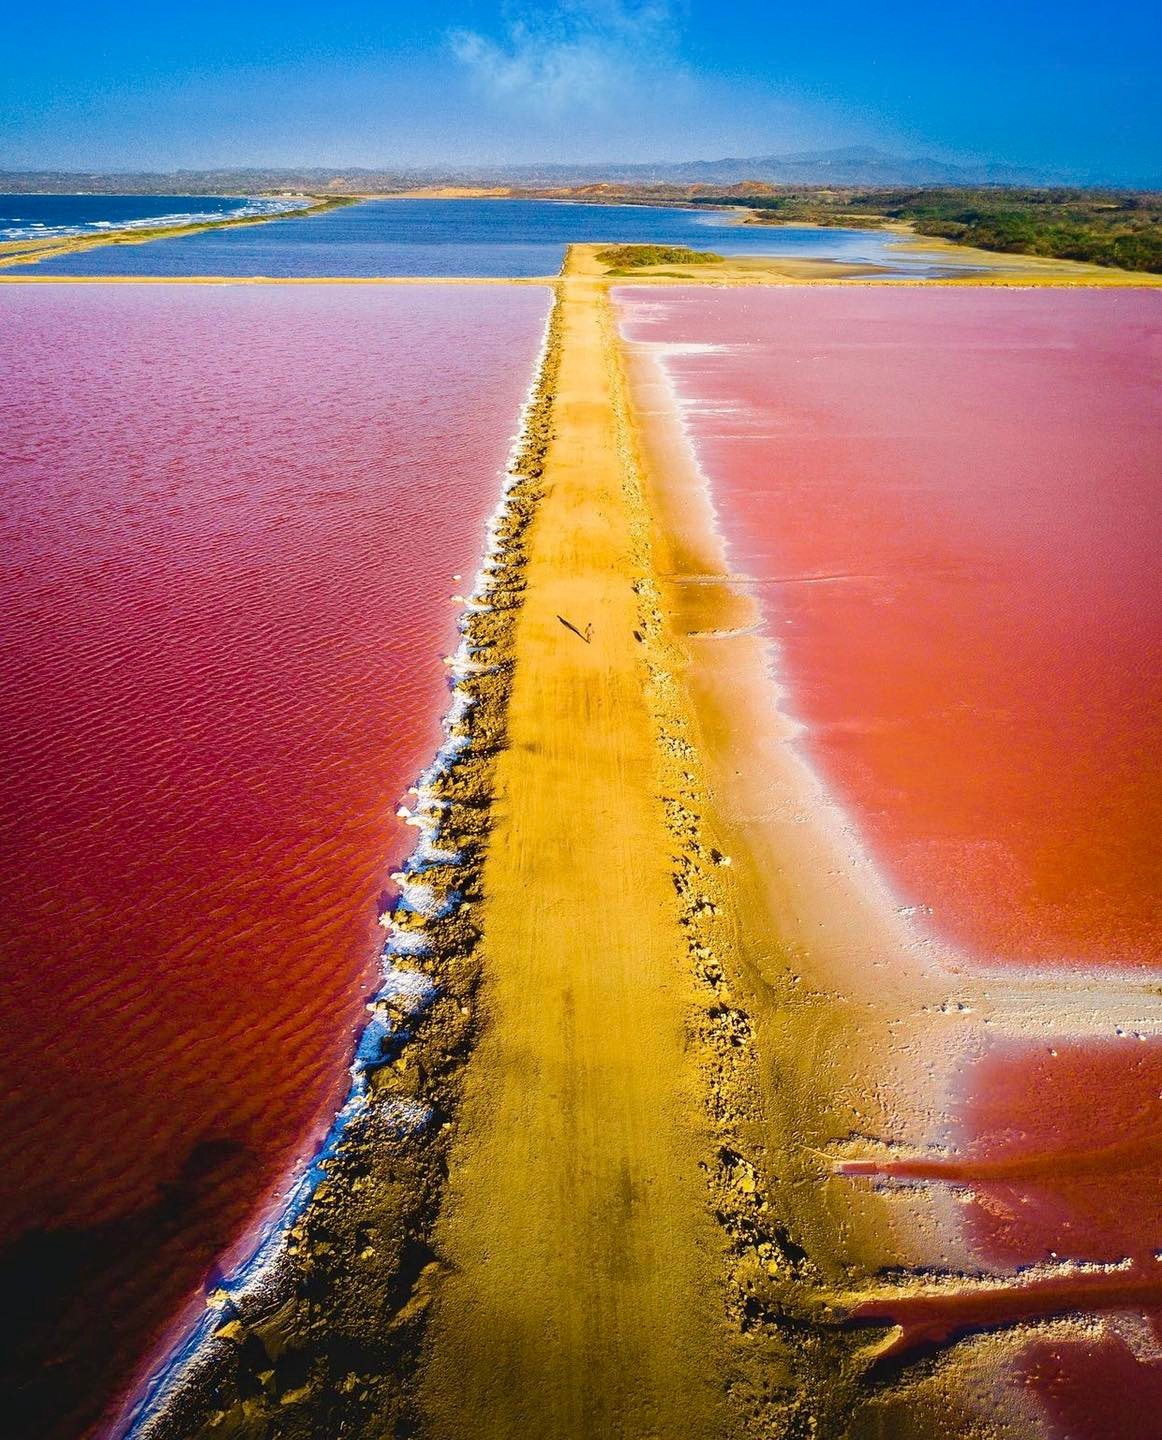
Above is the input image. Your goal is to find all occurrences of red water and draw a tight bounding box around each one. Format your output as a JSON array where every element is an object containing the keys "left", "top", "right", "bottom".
[
  {"left": 850, "top": 1041, "right": 1162, "bottom": 1436},
  {"left": 617, "top": 286, "right": 1162, "bottom": 969},
  {"left": 616, "top": 286, "right": 1162, "bottom": 1436},
  {"left": 849, "top": 1041, "right": 1162, "bottom": 1265},
  {"left": 0, "top": 282, "right": 548, "bottom": 1437}
]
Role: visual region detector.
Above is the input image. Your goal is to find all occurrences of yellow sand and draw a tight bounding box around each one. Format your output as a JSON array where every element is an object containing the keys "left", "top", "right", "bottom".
[{"left": 416, "top": 259, "right": 730, "bottom": 1439}]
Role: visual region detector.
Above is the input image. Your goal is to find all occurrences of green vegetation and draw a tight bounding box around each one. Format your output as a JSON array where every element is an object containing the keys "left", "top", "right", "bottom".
[
  {"left": 594, "top": 244, "right": 723, "bottom": 271},
  {"left": 694, "top": 189, "right": 1162, "bottom": 274}
]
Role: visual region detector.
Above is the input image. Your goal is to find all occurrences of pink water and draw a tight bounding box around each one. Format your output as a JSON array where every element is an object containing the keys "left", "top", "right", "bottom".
[
  {"left": 617, "top": 286, "right": 1162, "bottom": 969},
  {"left": 850, "top": 1040, "right": 1162, "bottom": 1437},
  {"left": 0, "top": 282, "right": 548, "bottom": 1437},
  {"left": 616, "top": 285, "right": 1162, "bottom": 1435}
]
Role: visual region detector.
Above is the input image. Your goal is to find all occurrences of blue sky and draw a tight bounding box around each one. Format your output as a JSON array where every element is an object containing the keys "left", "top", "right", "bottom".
[{"left": 3, "top": 2, "right": 1159, "bottom": 180}]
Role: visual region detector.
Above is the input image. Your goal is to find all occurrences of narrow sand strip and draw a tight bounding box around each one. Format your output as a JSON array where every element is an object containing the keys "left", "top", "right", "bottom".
[
  {"left": 0, "top": 273, "right": 556, "bottom": 285},
  {"left": 5, "top": 237, "right": 1159, "bottom": 288},
  {"left": 416, "top": 261, "right": 728, "bottom": 1438}
]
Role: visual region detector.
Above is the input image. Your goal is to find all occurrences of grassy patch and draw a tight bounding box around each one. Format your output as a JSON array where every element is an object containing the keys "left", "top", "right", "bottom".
[{"left": 595, "top": 244, "right": 724, "bottom": 270}]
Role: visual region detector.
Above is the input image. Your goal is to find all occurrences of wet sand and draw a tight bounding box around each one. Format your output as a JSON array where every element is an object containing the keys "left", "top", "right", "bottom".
[{"left": 618, "top": 287, "right": 1162, "bottom": 967}]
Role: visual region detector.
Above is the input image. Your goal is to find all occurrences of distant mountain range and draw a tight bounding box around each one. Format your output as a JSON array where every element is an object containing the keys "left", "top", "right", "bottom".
[
  {"left": 1, "top": 147, "right": 1154, "bottom": 194},
  {"left": 487, "top": 147, "right": 1058, "bottom": 188}
]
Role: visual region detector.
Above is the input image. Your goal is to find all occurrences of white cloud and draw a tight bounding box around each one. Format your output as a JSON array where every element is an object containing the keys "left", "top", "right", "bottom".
[{"left": 449, "top": 2, "right": 680, "bottom": 114}]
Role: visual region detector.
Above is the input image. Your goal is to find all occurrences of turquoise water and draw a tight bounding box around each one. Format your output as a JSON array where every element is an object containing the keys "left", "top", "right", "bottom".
[
  {"left": 5, "top": 197, "right": 957, "bottom": 277},
  {"left": 0, "top": 193, "right": 307, "bottom": 243}
]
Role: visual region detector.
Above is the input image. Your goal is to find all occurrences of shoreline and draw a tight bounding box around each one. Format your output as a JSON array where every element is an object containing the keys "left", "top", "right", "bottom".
[
  {"left": 623, "top": 317, "right": 984, "bottom": 1431},
  {"left": 118, "top": 286, "right": 562, "bottom": 1440},
  {"left": 0, "top": 194, "right": 360, "bottom": 270},
  {"left": 620, "top": 292, "right": 1162, "bottom": 1430}
]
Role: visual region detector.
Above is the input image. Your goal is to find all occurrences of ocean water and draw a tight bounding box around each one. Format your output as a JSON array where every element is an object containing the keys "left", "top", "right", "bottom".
[
  {"left": 3, "top": 196, "right": 957, "bottom": 277},
  {"left": 616, "top": 286, "right": 1162, "bottom": 969},
  {"left": 0, "top": 192, "right": 308, "bottom": 241},
  {"left": 0, "top": 281, "right": 550, "bottom": 1438}
]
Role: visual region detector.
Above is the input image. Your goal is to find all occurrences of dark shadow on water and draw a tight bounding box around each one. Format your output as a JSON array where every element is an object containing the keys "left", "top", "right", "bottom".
[{"left": 0, "top": 1137, "right": 259, "bottom": 1440}]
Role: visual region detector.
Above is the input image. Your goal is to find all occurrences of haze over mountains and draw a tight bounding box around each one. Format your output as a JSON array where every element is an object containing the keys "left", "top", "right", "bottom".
[{"left": 3, "top": 146, "right": 1154, "bottom": 194}]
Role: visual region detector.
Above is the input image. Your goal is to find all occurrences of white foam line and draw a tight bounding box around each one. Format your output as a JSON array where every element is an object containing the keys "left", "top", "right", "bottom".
[{"left": 2, "top": 198, "right": 311, "bottom": 244}]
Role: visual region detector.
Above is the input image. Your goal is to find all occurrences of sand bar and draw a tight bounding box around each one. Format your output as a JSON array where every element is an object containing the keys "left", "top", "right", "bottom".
[{"left": 415, "top": 252, "right": 730, "bottom": 1440}]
